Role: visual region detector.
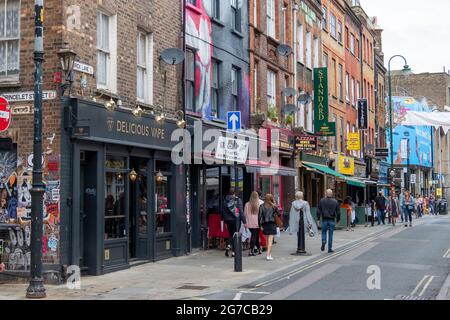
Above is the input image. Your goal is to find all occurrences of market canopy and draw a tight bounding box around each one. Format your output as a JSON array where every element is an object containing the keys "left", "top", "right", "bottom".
[
  {"left": 303, "top": 162, "right": 366, "bottom": 188},
  {"left": 401, "top": 111, "right": 450, "bottom": 134}
]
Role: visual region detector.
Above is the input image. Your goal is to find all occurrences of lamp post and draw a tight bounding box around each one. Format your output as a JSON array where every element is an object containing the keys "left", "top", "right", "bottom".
[
  {"left": 388, "top": 55, "right": 411, "bottom": 186},
  {"left": 26, "top": 0, "right": 46, "bottom": 299}
]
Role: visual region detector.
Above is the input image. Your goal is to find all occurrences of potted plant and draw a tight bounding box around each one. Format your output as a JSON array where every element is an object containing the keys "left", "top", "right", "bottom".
[
  {"left": 267, "top": 105, "right": 279, "bottom": 123},
  {"left": 285, "top": 114, "right": 294, "bottom": 127}
]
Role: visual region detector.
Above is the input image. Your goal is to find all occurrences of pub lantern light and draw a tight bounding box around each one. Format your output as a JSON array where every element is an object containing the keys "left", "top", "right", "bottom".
[
  {"left": 129, "top": 169, "right": 138, "bottom": 182},
  {"left": 176, "top": 110, "right": 186, "bottom": 129},
  {"left": 132, "top": 106, "right": 143, "bottom": 117},
  {"left": 105, "top": 98, "right": 116, "bottom": 112},
  {"left": 58, "top": 42, "right": 77, "bottom": 82},
  {"left": 155, "top": 170, "right": 164, "bottom": 183}
]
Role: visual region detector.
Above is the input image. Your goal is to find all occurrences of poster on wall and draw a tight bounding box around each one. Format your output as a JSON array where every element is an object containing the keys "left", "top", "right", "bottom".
[{"left": 17, "top": 174, "right": 32, "bottom": 220}]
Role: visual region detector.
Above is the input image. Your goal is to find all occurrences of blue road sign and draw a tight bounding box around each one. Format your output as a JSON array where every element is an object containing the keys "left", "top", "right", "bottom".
[{"left": 227, "top": 111, "right": 241, "bottom": 133}]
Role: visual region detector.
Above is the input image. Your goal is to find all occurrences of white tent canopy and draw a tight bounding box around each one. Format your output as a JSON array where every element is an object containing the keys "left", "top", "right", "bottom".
[{"left": 401, "top": 111, "right": 450, "bottom": 134}]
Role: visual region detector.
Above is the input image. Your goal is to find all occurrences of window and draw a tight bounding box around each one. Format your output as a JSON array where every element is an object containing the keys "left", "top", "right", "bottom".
[
  {"left": 339, "top": 64, "right": 343, "bottom": 100},
  {"left": 253, "top": 61, "right": 258, "bottom": 112},
  {"left": 370, "top": 42, "right": 373, "bottom": 66},
  {"left": 267, "top": 0, "right": 276, "bottom": 39},
  {"left": 351, "top": 78, "right": 355, "bottom": 106},
  {"left": 306, "top": 31, "right": 312, "bottom": 69},
  {"left": 355, "top": 38, "right": 360, "bottom": 57},
  {"left": 306, "top": 100, "right": 313, "bottom": 132},
  {"left": 231, "top": 0, "right": 241, "bottom": 32},
  {"left": 267, "top": 69, "right": 276, "bottom": 108},
  {"left": 322, "top": 6, "right": 327, "bottom": 30},
  {"left": 0, "top": 0, "right": 20, "bottom": 81},
  {"left": 356, "top": 81, "right": 361, "bottom": 101},
  {"left": 345, "top": 27, "right": 349, "bottom": 48},
  {"left": 211, "top": 59, "right": 220, "bottom": 118},
  {"left": 297, "top": 24, "right": 304, "bottom": 64},
  {"left": 185, "top": 48, "right": 196, "bottom": 112},
  {"left": 253, "top": 0, "right": 258, "bottom": 27},
  {"left": 136, "top": 32, "right": 153, "bottom": 104},
  {"left": 212, "top": 0, "right": 220, "bottom": 20},
  {"left": 299, "top": 101, "right": 305, "bottom": 128},
  {"left": 330, "top": 13, "right": 336, "bottom": 39},
  {"left": 231, "top": 66, "right": 240, "bottom": 111},
  {"left": 323, "top": 53, "right": 328, "bottom": 68},
  {"left": 155, "top": 161, "right": 172, "bottom": 235},
  {"left": 340, "top": 117, "right": 344, "bottom": 152},
  {"left": 282, "top": 4, "right": 287, "bottom": 43},
  {"left": 314, "top": 37, "right": 319, "bottom": 68},
  {"left": 332, "top": 114, "right": 337, "bottom": 151},
  {"left": 97, "top": 11, "right": 116, "bottom": 91},
  {"left": 345, "top": 73, "right": 349, "bottom": 102},
  {"left": 332, "top": 59, "right": 336, "bottom": 96},
  {"left": 337, "top": 21, "right": 343, "bottom": 43},
  {"left": 350, "top": 33, "right": 355, "bottom": 55}
]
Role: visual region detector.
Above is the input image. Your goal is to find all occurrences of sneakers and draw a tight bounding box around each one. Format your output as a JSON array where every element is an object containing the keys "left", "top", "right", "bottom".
[
  {"left": 321, "top": 242, "right": 326, "bottom": 252},
  {"left": 225, "top": 245, "right": 231, "bottom": 257},
  {"left": 266, "top": 255, "right": 274, "bottom": 261},
  {"left": 409, "top": 223, "right": 413, "bottom": 227},
  {"left": 328, "top": 250, "right": 335, "bottom": 254}
]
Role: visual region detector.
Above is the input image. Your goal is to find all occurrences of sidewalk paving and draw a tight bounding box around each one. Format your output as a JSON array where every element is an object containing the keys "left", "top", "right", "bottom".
[{"left": 0, "top": 221, "right": 433, "bottom": 300}]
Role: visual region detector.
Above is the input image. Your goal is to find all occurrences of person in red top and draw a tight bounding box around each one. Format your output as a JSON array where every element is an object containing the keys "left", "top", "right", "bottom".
[{"left": 342, "top": 198, "right": 354, "bottom": 232}]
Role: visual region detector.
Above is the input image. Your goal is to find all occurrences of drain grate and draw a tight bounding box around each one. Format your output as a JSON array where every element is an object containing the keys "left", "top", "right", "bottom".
[
  {"left": 177, "top": 285, "right": 210, "bottom": 290},
  {"left": 399, "top": 295, "right": 435, "bottom": 301}
]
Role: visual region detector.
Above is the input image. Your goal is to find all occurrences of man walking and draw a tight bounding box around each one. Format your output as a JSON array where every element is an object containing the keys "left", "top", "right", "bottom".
[
  {"left": 375, "top": 192, "right": 387, "bottom": 225},
  {"left": 317, "top": 189, "right": 341, "bottom": 254}
]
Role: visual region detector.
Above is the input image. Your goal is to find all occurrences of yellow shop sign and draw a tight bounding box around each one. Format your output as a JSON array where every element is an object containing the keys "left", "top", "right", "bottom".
[{"left": 338, "top": 156, "right": 355, "bottom": 176}]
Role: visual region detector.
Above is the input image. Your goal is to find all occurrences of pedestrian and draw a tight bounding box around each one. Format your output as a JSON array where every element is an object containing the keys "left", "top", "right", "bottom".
[
  {"left": 430, "top": 194, "right": 436, "bottom": 216},
  {"left": 375, "top": 192, "right": 387, "bottom": 225},
  {"left": 399, "top": 191, "right": 405, "bottom": 223},
  {"left": 222, "top": 188, "right": 246, "bottom": 258},
  {"left": 401, "top": 191, "right": 415, "bottom": 227},
  {"left": 317, "top": 189, "right": 341, "bottom": 254},
  {"left": 289, "top": 191, "right": 318, "bottom": 237},
  {"left": 244, "top": 191, "right": 262, "bottom": 256},
  {"left": 341, "top": 197, "right": 354, "bottom": 232},
  {"left": 259, "top": 194, "right": 281, "bottom": 261},
  {"left": 387, "top": 191, "right": 400, "bottom": 227}
]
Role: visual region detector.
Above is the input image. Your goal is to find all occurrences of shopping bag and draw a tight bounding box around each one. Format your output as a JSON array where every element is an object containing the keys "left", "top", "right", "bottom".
[
  {"left": 240, "top": 225, "right": 251, "bottom": 242},
  {"left": 276, "top": 227, "right": 281, "bottom": 238}
]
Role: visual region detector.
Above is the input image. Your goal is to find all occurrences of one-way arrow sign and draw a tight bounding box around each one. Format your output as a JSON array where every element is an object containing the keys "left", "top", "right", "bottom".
[{"left": 227, "top": 111, "right": 241, "bottom": 133}]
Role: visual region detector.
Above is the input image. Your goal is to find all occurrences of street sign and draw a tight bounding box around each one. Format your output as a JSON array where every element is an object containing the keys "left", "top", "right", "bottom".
[
  {"left": 216, "top": 136, "right": 249, "bottom": 164},
  {"left": 227, "top": 111, "right": 241, "bottom": 133},
  {"left": 410, "top": 174, "right": 417, "bottom": 184},
  {"left": 0, "top": 96, "right": 12, "bottom": 132},
  {"left": 357, "top": 99, "right": 368, "bottom": 130},
  {"left": 348, "top": 132, "right": 361, "bottom": 151},
  {"left": 375, "top": 148, "right": 389, "bottom": 158}
]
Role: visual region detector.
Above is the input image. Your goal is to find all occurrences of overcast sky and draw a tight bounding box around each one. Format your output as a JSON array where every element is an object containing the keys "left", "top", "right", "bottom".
[{"left": 361, "top": 0, "right": 450, "bottom": 74}]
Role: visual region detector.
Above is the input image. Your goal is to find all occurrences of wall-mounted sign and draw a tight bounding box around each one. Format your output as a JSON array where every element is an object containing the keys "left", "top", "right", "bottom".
[
  {"left": 347, "top": 132, "right": 361, "bottom": 151},
  {"left": 357, "top": 99, "right": 368, "bottom": 130},
  {"left": 314, "top": 68, "right": 336, "bottom": 136},
  {"left": 2, "top": 91, "right": 57, "bottom": 102},
  {"left": 338, "top": 155, "right": 355, "bottom": 176},
  {"left": 11, "top": 105, "right": 34, "bottom": 115},
  {"left": 400, "top": 139, "right": 409, "bottom": 159},
  {"left": 215, "top": 136, "right": 249, "bottom": 164},
  {"left": 73, "top": 61, "right": 94, "bottom": 75},
  {"left": 0, "top": 96, "right": 12, "bottom": 132},
  {"left": 410, "top": 174, "right": 416, "bottom": 184},
  {"left": 73, "top": 126, "right": 90, "bottom": 137},
  {"left": 296, "top": 135, "right": 317, "bottom": 151}
]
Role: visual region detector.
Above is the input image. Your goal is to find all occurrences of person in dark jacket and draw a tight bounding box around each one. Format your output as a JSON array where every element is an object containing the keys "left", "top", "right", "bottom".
[
  {"left": 259, "top": 194, "right": 281, "bottom": 261},
  {"left": 222, "top": 188, "right": 246, "bottom": 258},
  {"left": 375, "top": 192, "right": 387, "bottom": 225},
  {"left": 317, "top": 189, "right": 341, "bottom": 253}
]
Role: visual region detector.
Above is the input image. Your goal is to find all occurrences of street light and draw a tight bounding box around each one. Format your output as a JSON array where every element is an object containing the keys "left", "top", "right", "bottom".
[
  {"left": 388, "top": 55, "right": 411, "bottom": 186},
  {"left": 26, "top": 0, "right": 46, "bottom": 299}
]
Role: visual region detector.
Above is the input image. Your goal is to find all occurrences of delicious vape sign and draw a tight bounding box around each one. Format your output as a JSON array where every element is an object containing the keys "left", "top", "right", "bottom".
[{"left": 314, "top": 68, "right": 335, "bottom": 136}]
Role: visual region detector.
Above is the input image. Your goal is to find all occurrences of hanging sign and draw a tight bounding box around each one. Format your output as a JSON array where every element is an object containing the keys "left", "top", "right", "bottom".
[
  {"left": 347, "top": 132, "right": 361, "bottom": 151},
  {"left": 215, "top": 137, "right": 249, "bottom": 164},
  {"left": 314, "top": 68, "right": 335, "bottom": 136},
  {"left": 338, "top": 156, "right": 355, "bottom": 176},
  {"left": 0, "top": 97, "right": 12, "bottom": 132},
  {"left": 295, "top": 135, "right": 318, "bottom": 151},
  {"left": 357, "top": 99, "right": 368, "bottom": 129}
]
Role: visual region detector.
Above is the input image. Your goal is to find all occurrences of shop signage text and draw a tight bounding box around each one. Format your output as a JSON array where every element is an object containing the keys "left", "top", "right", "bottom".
[
  {"left": 358, "top": 99, "right": 368, "bottom": 130},
  {"left": 347, "top": 132, "right": 361, "bottom": 151},
  {"left": 215, "top": 137, "right": 249, "bottom": 164},
  {"left": 314, "top": 68, "right": 335, "bottom": 136},
  {"left": 296, "top": 135, "right": 317, "bottom": 151},
  {"left": 112, "top": 119, "right": 166, "bottom": 140},
  {"left": 1, "top": 91, "right": 57, "bottom": 102}
]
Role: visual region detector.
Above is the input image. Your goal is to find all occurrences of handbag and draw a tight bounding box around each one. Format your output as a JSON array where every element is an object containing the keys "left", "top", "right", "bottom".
[{"left": 274, "top": 210, "right": 284, "bottom": 229}]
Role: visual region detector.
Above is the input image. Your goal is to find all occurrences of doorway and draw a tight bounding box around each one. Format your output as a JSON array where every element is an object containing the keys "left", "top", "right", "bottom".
[{"left": 79, "top": 151, "right": 98, "bottom": 273}]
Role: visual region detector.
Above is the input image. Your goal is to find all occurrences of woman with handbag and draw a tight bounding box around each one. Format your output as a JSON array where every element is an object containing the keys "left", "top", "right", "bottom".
[
  {"left": 244, "top": 192, "right": 262, "bottom": 256},
  {"left": 259, "top": 194, "right": 281, "bottom": 261}
]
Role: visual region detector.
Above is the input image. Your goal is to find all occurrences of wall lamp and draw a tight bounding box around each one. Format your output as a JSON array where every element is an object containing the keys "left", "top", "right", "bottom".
[{"left": 175, "top": 110, "right": 186, "bottom": 128}]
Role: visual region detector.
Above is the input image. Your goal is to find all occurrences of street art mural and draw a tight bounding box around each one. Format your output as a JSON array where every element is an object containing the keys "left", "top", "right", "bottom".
[
  {"left": 186, "top": 0, "right": 249, "bottom": 124},
  {"left": 387, "top": 97, "right": 434, "bottom": 168},
  {"left": 0, "top": 150, "right": 61, "bottom": 273}
]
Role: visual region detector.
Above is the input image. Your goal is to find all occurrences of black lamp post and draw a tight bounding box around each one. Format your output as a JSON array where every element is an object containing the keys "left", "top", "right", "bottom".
[{"left": 26, "top": 0, "right": 46, "bottom": 299}]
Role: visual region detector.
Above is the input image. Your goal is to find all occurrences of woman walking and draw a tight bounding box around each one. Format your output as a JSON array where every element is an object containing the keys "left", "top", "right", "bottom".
[
  {"left": 259, "top": 194, "right": 281, "bottom": 261},
  {"left": 244, "top": 192, "right": 262, "bottom": 256},
  {"left": 401, "top": 191, "right": 415, "bottom": 227}
]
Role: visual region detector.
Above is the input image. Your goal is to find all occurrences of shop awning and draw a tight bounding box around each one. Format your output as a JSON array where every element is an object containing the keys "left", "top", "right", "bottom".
[
  {"left": 246, "top": 160, "right": 298, "bottom": 177},
  {"left": 345, "top": 178, "right": 366, "bottom": 188},
  {"left": 302, "top": 162, "right": 346, "bottom": 179}
]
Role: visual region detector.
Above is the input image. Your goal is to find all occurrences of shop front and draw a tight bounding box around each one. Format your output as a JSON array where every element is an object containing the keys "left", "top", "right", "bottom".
[{"left": 63, "top": 99, "right": 187, "bottom": 275}]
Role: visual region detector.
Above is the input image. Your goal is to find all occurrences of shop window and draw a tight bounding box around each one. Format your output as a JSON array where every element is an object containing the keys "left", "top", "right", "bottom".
[
  {"left": 206, "top": 168, "right": 220, "bottom": 215},
  {"left": 155, "top": 161, "right": 171, "bottom": 235},
  {"left": 105, "top": 172, "right": 126, "bottom": 240},
  {"left": 105, "top": 155, "right": 126, "bottom": 170},
  {"left": 0, "top": 0, "right": 20, "bottom": 82},
  {"left": 137, "top": 165, "right": 148, "bottom": 235}
]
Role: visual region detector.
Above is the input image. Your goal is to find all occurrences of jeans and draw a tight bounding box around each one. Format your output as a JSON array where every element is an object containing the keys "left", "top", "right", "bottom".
[
  {"left": 225, "top": 220, "right": 239, "bottom": 252},
  {"left": 404, "top": 208, "right": 413, "bottom": 223},
  {"left": 249, "top": 228, "right": 260, "bottom": 251},
  {"left": 377, "top": 210, "right": 385, "bottom": 225},
  {"left": 321, "top": 219, "right": 336, "bottom": 251}
]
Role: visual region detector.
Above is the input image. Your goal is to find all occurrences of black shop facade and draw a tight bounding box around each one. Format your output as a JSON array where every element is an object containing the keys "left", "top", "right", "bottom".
[{"left": 61, "top": 99, "right": 187, "bottom": 276}]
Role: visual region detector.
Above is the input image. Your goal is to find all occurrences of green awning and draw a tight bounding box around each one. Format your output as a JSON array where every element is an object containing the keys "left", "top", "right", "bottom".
[
  {"left": 303, "top": 162, "right": 347, "bottom": 179},
  {"left": 345, "top": 178, "right": 366, "bottom": 188}
]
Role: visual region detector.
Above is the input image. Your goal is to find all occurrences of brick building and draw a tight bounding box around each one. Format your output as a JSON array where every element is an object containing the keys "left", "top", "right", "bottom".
[{"left": 0, "top": 0, "right": 185, "bottom": 279}]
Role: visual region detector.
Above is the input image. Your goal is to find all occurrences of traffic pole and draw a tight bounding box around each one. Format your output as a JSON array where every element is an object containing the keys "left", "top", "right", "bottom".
[
  {"left": 291, "top": 210, "right": 311, "bottom": 256},
  {"left": 234, "top": 149, "right": 242, "bottom": 272}
]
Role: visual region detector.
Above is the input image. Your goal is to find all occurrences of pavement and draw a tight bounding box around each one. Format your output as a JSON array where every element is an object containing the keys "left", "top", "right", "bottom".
[{"left": 0, "top": 215, "right": 448, "bottom": 300}]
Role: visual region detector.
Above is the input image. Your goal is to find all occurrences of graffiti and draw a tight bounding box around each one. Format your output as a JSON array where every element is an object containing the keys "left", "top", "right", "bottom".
[{"left": 0, "top": 226, "right": 31, "bottom": 272}]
